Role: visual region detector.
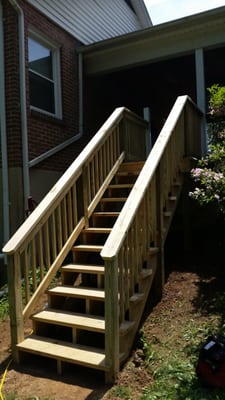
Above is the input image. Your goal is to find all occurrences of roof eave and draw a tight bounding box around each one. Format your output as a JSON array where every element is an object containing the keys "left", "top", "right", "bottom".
[{"left": 78, "top": 6, "right": 225, "bottom": 75}]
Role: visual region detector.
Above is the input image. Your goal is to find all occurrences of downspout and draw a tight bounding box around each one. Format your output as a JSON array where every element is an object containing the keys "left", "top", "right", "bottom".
[
  {"left": 8, "top": 0, "right": 30, "bottom": 211},
  {"left": 0, "top": 0, "right": 10, "bottom": 249}
]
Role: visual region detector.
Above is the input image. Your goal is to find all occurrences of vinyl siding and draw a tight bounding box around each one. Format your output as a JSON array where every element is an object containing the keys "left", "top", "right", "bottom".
[{"left": 26, "top": 0, "right": 145, "bottom": 44}]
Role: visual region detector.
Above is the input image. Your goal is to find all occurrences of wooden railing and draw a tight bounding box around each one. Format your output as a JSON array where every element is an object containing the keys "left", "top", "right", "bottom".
[
  {"left": 3, "top": 107, "right": 148, "bottom": 355},
  {"left": 101, "top": 96, "right": 203, "bottom": 381}
]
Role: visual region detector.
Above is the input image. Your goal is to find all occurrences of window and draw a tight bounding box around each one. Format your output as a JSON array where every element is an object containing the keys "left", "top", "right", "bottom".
[{"left": 28, "top": 33, "right": 62, "bottom": 118}]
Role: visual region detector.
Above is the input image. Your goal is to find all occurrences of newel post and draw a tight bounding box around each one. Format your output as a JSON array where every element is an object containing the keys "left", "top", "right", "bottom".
[
  {"left": 7, "top": 253, "right": 24, "bottom": 359},
  {"left": 154, "top": 162, "right": 165, "bottom": 301},
  {"left": 104, "top": 256, "right": 119, "bottom": 383}
]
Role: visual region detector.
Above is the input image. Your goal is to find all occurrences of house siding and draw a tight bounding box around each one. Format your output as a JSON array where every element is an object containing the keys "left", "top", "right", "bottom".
[
  {"left": 4, "top": 0, "right": 83, "bottom": 172},
  {"left": 26, "top": 0, "right": 142, "bottom": 44},
  {"left": 1, "top": 0, "right": 90, "bottom": 242}
]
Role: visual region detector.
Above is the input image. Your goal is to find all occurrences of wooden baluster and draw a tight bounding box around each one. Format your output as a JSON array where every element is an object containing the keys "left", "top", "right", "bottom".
[
  {"left": 62, "top": 197, "right": 68, "bottom": 242},
  {"left": 56, "top": 205, "right": 63, "bottom": 251},
  {"left": 23, "top": 248, "right": 30, "bottom": 303},
  {"left": 51, "top": 212, "right": 57, "bottom": 260},
  {"left": 37, "top": 230, "right": 44, "bottom": 281},
  {"left": 67, "top": 189, "right": 73, "bottom": 235},
  {"left": 104, "top": 256, "right": 119, "bottom": 383},
  {"left": 44, "top": 221, "right": 51, "bottom": 269},
  {"left": 7, "top": 253, "right": 24, "bottom": 359}
]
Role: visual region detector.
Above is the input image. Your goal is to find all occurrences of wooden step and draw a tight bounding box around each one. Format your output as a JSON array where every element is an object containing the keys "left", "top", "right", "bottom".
[
  {"left": 119, "top": 320, "right": 135, "bottom": 336},
  {"left": 141, "top": 269, "right": 153, "bottom": 279},
  {"left": 17, "top": 335, "right": 108, "bottom": 371},
  {"left": 129, "top": 293, "right": 144, "bottom": 304},
  {"left": 118, "top": 161, "right": 144, "bottom": 173},
  {"left": 168, "top": 195, "right": 177, "bottom": 201},
  {"left": 92, "top": 212, "right": 120, "bottom": 217},
  {"left": 61, "top": 264, "right": 105, "bottom": 275},
  {"left": 47, "top": 286, "right": 105, "bottom": 301},
  {"left": 82, "top": 228, "right": 112, "bottom": 234},
  {"left": 32, "top": 309, "right": 105, "bottom": 332},
  {"left": 149, "top": 247, "right": 159, "bottom": 256},
  {"left": 100, "top": 197, "right": 127, "bottom": 203},
  {"left": 163, "top": 211, "right": 172, "bottom": 217},
  {"left": 32, "top": 309, "right": 135, "bottom": 336},
  {"left": 72, "top": 244, "right": 103, "bottom": 253},
  {"left": 108, "top": 184, "right": 133, "bottom": 189}
]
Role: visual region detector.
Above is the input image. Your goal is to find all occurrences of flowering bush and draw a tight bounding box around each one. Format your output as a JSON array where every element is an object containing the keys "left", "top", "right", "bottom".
[{"left": 189, "top": 84, "right": 225, "bottom": 215}]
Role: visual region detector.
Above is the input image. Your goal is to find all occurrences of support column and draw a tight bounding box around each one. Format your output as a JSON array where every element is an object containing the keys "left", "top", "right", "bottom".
[
  {"left": 143, "top": 107, "right": 152, "bottom": 155},
  {"left": 195, "top": 48, "right": 207, "bottom": 155}
]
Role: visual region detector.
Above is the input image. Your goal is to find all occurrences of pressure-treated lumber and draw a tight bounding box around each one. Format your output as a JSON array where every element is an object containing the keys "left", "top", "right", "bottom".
[{"left": 17, "top": 335, "right": 108, "bottom": 371}]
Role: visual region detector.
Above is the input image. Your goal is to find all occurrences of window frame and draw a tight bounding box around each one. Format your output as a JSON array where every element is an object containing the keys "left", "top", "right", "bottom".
[{"left": 28, "top": 29, "right": 62, "bottom": 119}]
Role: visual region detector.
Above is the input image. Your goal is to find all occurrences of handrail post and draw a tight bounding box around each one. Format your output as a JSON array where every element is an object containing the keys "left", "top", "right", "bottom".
[
  {"left": 154, "top": 162, "right": 165, "bottom": 301},
  {"left": 82, "top": 164, "right": 89, "bottom": 228},
  {"left": 104, "top": 256, "right": 119, "bottom": 383},
  {"left": 7, "top": 253, "right": 24, "bottom": 360}
]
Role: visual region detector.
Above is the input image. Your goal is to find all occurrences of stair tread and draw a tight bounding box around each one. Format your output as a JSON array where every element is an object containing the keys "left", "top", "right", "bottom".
[
  {"left": 149, "top": 247, "right": 159, "bottom": 255},
  {"left": 17, "top": 335, "right": 107, "bottom": 371},
  {"left": 141, "top": 269, "right": 153, "bottom": 279},
  {"left": 168, "top": 195, "right": 177, "bottom": 201},
  {"left": 120, "top": 320, "right": 135, "bottom": 335},
  {"left": 118, "top": 161, "right": 144, "bottom": 173},
  {"left": 72, "top": 244, "right": 103, "bottom": 252},
  {"left": 130, "top": 293, "right": 144, "bottom": 303},
  {"left": 48, "top": 285, "right": 105, "bottom": 300},
  {"left": 100, "top": 197, "right": 127, "bottom": 202},
  {"left": 32, "top": 309, "right": 105, "bottom": 332},
  {"left": 163, "top": 211, "right": 172, "bottom": 217},
  {"left": 61, "top": 264, "right": 105, "bottom": 274},
  {"left": 108, "top": 184, "right": 133, "bottom": 189},
  {"left": 82, "top": 228, "right": 112, "bottom": 234},
  {"left": 32, "top": 309, "right": 134, "bottom": 336},
  {"left": 92, "top": 212, "right": 120, "bottom": 216}
]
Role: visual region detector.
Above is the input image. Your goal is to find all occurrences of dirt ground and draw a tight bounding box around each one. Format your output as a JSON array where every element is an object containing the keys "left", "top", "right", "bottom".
[{"left": 1, "top": 226, "right": 225, "bottom": 400}]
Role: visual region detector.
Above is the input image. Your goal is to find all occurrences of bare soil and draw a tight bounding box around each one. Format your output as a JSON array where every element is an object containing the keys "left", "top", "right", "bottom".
[{"left": 1, "top": 224, "right": 225, "bottom": 400}]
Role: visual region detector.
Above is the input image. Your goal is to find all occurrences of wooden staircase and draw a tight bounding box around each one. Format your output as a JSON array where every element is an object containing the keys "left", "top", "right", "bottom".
[
  {"left": 17, "top": 161, "right": 155, "bottom": 378},
  {"left": 3, "top": 99, "right": 202, "bottom": 383}
]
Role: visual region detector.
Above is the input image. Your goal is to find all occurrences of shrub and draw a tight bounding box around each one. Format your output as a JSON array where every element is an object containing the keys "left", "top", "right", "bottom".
[{"left": 189, "top": 84, "right": 225, "bottom": 215}]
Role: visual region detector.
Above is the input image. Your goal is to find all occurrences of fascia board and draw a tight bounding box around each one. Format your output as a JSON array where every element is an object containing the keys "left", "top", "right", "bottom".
[{"left": 79, "top": 6, "right": 225, "bottom": 75}]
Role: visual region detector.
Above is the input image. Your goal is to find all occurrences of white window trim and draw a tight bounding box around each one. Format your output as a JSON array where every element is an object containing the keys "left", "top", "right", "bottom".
[{"left": 28, "top": 29, "right": 62, "bottom": 119}]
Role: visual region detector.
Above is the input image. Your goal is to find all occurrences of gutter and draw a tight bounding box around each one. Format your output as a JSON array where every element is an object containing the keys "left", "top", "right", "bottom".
[
  {"left": 0, "top": 0, "right": 10, "bottom": 248},
  {"left": 8, "top": 0, "right": 30, "bottom": 211}
]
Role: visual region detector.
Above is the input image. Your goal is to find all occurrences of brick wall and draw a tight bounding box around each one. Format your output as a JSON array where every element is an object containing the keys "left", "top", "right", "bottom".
[
  {"left": 3, "top": 0, "right": 82, "bottom": 172},
  {"left": 3, "top": 0, "right": 22, "bottom": 167}
]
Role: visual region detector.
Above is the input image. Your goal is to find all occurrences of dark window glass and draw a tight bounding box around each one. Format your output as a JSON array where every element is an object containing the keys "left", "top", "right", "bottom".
[
  {"left": 28, "top": 37, "right": 55, "bottom": 114},
  {"left": 29, "top": 71, "right": 55, "bottom": 114}
]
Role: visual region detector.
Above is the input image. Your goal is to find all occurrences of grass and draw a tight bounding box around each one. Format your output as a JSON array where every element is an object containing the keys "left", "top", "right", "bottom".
[
  {"left": 0, "top": 288, "right": 9, "bottom": 321},
  {"left": 141, "top": 298, "right": 225, "bottom": 399},
  {"left": 2, "top": 263, "right": 225, "bottom": 400},
  {"left": 104, "top": 269, "right": 225, "bottom": 400}
]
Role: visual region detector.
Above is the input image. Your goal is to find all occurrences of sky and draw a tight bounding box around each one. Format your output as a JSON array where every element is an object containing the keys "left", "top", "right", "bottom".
[{"left": 143, "top": 0, "right": 225, "bottom": 25}]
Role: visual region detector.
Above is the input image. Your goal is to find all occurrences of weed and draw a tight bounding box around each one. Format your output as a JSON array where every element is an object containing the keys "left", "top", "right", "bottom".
[
  {"left": 0, "top": 290, "right": 9, "bottom": 321},
  {"left": 137, "top": 286, "right": 225, "bottom": 400},
  {"left": 110, "top": 386, "right": 132, "bottom": 399}
]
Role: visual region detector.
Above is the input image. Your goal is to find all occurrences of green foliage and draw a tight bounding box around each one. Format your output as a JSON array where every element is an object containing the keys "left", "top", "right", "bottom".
[
  {"left": 190, "top": 84, "right": 225, "bottom": 215},
  {"left": 136, "top": 288, "right": 225, "bottom": 400},
  {"left": 208, "top": 84, "right": 225, "bottom": 116},
  {"left": 0, "top": 289, "right": 9, "bottom": 321},
  {"left": 110, "top": 386, "right": 132, "bottom": 399}
]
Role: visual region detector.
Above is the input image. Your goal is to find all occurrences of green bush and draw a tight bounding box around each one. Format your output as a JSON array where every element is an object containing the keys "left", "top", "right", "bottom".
[{"left": 189, "top": 84, "right": 225, "bottom": 214}]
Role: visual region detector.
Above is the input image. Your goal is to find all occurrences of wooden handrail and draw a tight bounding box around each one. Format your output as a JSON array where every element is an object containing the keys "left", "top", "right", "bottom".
[
  {"left": 3, "top": 107, "right": 124, "bottom": 255},
  {"left": 101, "top": 96, "right": 202, "bottom": 260},
  {"left": 102, "top": 95, "right": 203, "bottom": 381},
  {"left": 3, "top": 106, "right": 148, "bottom": 357}
]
